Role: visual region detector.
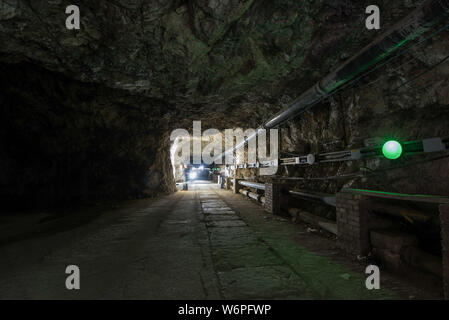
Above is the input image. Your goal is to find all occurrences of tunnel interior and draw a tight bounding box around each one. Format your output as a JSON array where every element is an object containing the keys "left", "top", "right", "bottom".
[
  {"left": 2, "top": 1, "right": 448, "bottom": 209},
  {"left": 1, "top": 0, "right": 449, "bottom": 300}
]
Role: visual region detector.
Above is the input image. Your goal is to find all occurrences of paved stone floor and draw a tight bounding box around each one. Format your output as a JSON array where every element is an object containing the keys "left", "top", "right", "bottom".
[{"left": 0, "top": 181, "right": 439, "bottom": 299}]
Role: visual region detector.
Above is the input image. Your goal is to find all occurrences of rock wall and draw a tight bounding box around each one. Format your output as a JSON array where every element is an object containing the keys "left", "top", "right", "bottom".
[
  {"left": 277, "top": 26, "right": 449, "bottom": 197},
  {"left": 0, "top": 62, "right": 175, "bottom": 209},
  {"left": 1, "top": 1, "right": 447, "bottom": 209},
  {"left": 0, "top": 1, "right": 428, "bottom": 113}
]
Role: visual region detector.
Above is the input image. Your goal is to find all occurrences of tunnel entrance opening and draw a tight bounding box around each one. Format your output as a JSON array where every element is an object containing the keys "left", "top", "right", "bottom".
[
  {"left": 170, "top": 139, "right": 214, "bottom": 186},
  {"left": 169, "top": 126, "right": 226, "bottom": 184}
]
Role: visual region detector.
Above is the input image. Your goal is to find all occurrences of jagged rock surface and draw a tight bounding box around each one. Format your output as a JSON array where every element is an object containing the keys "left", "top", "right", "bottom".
[{"left": 1, "top": 0, "right": 448, "bottom": 208}]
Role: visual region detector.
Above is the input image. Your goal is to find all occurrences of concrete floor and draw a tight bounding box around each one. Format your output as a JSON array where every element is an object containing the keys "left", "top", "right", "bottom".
[{"left": 0, "top": 181, "right": 437, "bottom": 299}]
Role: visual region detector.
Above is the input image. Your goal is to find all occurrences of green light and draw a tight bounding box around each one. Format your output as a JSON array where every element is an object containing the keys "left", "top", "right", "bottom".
[{"left": 382, "top": 140, "right": 403, "bottom": 159}]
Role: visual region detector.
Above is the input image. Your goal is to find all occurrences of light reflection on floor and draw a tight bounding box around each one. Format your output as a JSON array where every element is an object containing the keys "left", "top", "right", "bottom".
[{"left": 176, "top": 180, "right": 219, "bottom": 191}]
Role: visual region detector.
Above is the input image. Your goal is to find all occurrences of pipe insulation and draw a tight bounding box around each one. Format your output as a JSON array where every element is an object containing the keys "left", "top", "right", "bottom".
[
  {"left": 265, "top": 0, "right": 449, "bottom": 129},
  {"left": 216, "top": 0, "right": 449, "bottom": 161},
  {"left": 238, "top": 180, "right": 266, "bottom": 191},
  {"left": 289, "top": 190, "right": 337, "bottom": 207}
]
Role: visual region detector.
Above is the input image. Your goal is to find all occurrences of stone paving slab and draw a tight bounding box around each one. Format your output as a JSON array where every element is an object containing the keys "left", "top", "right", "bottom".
[
  {"left": 201, "top": 203, "right": 229, "bottom": 208},
  {"left": 209, "top": 228, "right": 259, "bottom": 247},
  {"left": 206, "top": 220, "right": 247, "bottom": 228},
  {"left": 204, "top": 215, "right": 241, "bottom": 222},
  {"left": 202, "top": 207, "right": 233, "bottom": 213},
  {"left": 212, "top": 244, "right": 283, "bottom": 271},
  {"left": 203, "top": 204, "right": 233, "bottom": 211},
  {"left": 218, "top": 265, "right": 319, "bottom": 299},
  {"left": 204, "top": 210, "right": 236, "bottom": 215},
  {"left": 196, "top": 186, "right": 418, "bottom": 300},
  {"left": 201, "top": 200, "right": 227, "bottom": 203}
]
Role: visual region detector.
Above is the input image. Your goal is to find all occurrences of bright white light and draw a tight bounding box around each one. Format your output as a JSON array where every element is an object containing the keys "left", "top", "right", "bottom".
[
  {"left": 199, "top": 165, "right": 204, "bottom": 171},
  {"left": 189, "top": 172, "right": 198, "bottom": 180}
]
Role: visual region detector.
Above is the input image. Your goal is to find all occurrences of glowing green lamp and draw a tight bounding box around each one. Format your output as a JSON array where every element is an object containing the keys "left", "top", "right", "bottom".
[{"left": 382, "top": 140, "right": 403, "bottom": 160}]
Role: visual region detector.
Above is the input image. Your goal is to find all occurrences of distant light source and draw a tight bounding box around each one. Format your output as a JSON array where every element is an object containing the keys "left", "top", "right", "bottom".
[
  {"left": 382, "top": 140, "right": 403, "bottom": 159},
  {"left": 199, "top": 165, "right": 204, "bottom": 171},
  {"left": 189, "top": 172, "right": 198, "bottom": 180}
]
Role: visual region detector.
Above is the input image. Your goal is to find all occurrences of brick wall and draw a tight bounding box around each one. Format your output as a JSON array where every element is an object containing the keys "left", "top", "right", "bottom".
[
  {"left": 225, "top": 177, "right": 231, "bottom": 190},
  {"left": 336, "top": 191, "right": 448, "bottom": 297},
  {"left": 336, "top": 191, "right": 370, "bottom": 256},
  {"left": 233, "top": 179, "right": 240, "bottom": 194},
  {"left": 264, "top": 182, "right": 281, "bottom": 215},
  {"left": 440, "top": 204, "right": 449, "bottom": 300}
]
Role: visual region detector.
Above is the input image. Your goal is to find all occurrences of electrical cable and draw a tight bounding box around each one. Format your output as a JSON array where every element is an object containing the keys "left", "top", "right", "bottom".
[
  {"left": 395, "top": 52, "right": 449, "bottom": 90},
  {"left": 273, "top": 23, "right": 449, "bottom": 129},
  {"left": 276, "top": 152, "right": 449, "bottom": 181},
  {"left": 220, "top": 23, "right": 449, "bottom": 168},
  {"left": 325, "top": 24, "right": 449, "bottom": 102},
  {"left": 365, "top": 152, "right": 449, "bottom": 175}
]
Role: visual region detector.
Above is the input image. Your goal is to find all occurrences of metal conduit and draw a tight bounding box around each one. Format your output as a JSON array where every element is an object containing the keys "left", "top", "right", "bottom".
[
  {"left": 216, "top": 0, "right": 449, "bottom": 162},
  {"left": 238, "top": 182, "right": 337, "bottom": 207},
  {"left": 238, "top": 180, "right": 266, "bottom": 190},
  {"left": 289, "top": 190, "right": 337, "bottom": 207},
  {"left": 265, "top": 0, "right": 449, "bottom": 129}
]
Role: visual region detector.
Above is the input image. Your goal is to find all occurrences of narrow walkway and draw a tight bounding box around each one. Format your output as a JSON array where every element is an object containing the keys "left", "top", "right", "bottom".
[
  {"left": 195, "top": 183, "right": 318, "bottom": 299},
  {"left": 195, "top": 182, "right": 394, "bottom": 299},
  {"left": 0, "top": 181, "right": 433, "bottom": 299}
]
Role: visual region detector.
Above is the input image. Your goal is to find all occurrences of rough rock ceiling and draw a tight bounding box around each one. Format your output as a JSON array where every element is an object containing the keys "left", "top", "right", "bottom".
[
  {"left": 4, "top": 0, "right": 447, "bottom": 208},
  {"left": 0, "top": 0, "right": 425, "bottom": 127}
]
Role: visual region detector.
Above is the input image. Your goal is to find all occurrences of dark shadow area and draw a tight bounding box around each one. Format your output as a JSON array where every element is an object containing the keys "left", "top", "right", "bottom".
[{"left": 0, "top": 62, "right": 174, "bottom": 211}]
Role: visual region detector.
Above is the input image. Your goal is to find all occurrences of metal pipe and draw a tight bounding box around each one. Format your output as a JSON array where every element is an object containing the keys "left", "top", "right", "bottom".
[
  {"left": 289, "top": 208, "right": 338, "bottom": 235},
  {"left": 238, "top": 180, "right": 266, "bottom": 191},
  {"left": 265, "top": 0, "right": 449, "bottom": 129},
  {"left": 289, "top": 190, "right": 337, "bottom": 207},
  {"left": 215, "top": 0, "right": 449, "bottom": 161}
]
